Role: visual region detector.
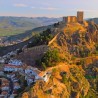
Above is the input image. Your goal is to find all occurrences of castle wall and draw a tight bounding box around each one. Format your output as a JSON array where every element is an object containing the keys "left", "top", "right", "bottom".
[
  {"left": 63, "top": 16, "right": 77, "bottom": 23},
  {"left": 27, "top": 45, "right": 49, "bottom": 53}
]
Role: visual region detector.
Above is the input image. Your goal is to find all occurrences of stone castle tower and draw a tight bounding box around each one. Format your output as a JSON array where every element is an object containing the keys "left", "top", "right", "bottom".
[
  {"left": 63, "top": 11, "right": 84, "bottom": 23},
  {"left": 77, "top": 11, "right": 84, "bottom": 23}
]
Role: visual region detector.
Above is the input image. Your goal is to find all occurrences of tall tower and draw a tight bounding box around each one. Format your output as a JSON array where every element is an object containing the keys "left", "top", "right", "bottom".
[{"left": 77, "top": 11, "right": 84, "bottom": 23}]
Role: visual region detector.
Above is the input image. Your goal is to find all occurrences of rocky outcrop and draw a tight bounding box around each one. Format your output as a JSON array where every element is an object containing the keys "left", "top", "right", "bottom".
[
  {"left": 52, "top": 22, "right": 98, "bottom": 57},
  {"left": 20, "top": 22, "right": 98, "bottom": 98},
  {"left": 23, "top": 64, "right": 90, "bottom": 98}
]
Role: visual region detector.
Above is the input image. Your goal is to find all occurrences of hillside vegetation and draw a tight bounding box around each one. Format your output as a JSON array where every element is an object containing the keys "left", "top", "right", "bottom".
[
  {"left": 19, "top": 21, "right": 98, "bottom": 98},
  {"left": 1, "top": 20, "right": 98, "bottom": 98},
  {"left": 25, "top": 64, "right": 90, "bottom": 98}
]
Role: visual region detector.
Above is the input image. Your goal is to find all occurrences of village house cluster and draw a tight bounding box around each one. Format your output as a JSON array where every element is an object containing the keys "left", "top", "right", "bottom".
[
  {"left": 0, "top": 58, "right": 51, "bottom": 98},
  {"left": 0, "top": 78, "right": 10, "bottom": 98},
  {"left": 0, "top": 40, "right": 51, "bottom": 98},
  {"left": 0, "top": 37, "right": 23, "bottom": 47}
]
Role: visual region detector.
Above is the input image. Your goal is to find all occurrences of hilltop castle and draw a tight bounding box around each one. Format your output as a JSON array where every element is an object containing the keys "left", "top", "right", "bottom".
[{"left": 63, "top": 11, "right": 84, "bottom": 23}]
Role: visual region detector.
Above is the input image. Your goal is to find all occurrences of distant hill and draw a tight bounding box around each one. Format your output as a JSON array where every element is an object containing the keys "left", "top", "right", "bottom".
[
  {"left": 0, "top": 16, "right": 61, "bottom": 37},
  {"left": 3, "top": 25, "right": 53, "bottom": 43},
  {"left": 0, "top": 25, "right": 53, "bottom": 56},
  {"left": 88, "top": 18, "right": 98, "bottom": 24}
]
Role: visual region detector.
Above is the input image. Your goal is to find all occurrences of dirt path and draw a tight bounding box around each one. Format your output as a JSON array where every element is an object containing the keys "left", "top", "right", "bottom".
[{"left": 46, "top": 62, "right": 70, "bottom": 73}]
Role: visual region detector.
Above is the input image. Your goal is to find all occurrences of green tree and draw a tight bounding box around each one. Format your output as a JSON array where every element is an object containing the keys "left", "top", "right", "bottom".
[
  {"left": 62, "top": 74, "right": 67, "bottom": 84},
  {"left": 42, "top": 62, "right": 47, "bottom": 70},
  {"left": 36, "top": 49, "right": 60, "bottom": 70},
  {"left": 41, "top": 49, "right": 60, "bottom": 67}
]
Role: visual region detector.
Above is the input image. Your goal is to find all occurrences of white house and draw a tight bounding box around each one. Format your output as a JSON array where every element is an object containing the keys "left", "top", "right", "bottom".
[
  {"left": 14, "top": 85, "right": 20, "bottom": 90},
  {"left": 13, "top": 82, "right": 20, "bottom": 90},
  {"left": 27, "top": 78, "right": 34, "bottom": 85},
  {"left": 10, "top": 51, "right": 17, "bottom": 56},
  {"left": 8, "top": 59, "right": 23, "bottom": 66},
  {"left": 13, "top": 79, "right": 18, "bottom": 83},
  {"left": 0, "top": 71, "right": 4, "bottom": 75},
  {"left": 4, "top": 64, "right": 23, "bottom": 72},
  {"left": 25, "top": 69, "right": 37, "bottom": 76},
  {"left": 7, "top": 74, "right": 15, "bottom": 79},
  {"left": 0, "top": 58, "right": 5, "bottom": 64},
  {"left": 4, "top": 66, "right": 15, "bottom": 72},
  {"left": 24, "top": 66, "right": 51, "bottom": 85},
  {"left": 9, "top": 95, "right": 14, "bottom": 98},
  {"left": 1, "top": 86, "right": 9, "bottom": 91}
]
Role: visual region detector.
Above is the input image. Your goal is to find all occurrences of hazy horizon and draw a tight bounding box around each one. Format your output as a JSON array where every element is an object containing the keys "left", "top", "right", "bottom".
[
  {"left": 0, "top": 0, "right": 98, "bottom": 18},
  {"left": 0, "top": 16, "right": 96, "bottom": 19}
]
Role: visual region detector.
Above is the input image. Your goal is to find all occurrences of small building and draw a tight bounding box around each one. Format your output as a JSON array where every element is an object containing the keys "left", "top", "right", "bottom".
[
  {"left": 13, "top": 82, "right": 20, "bottom": 90},
  {"left": 24, "top": 66, "right": 51, "bottom": 85},
  {"left": 1, "top": 86, "right": 9, "bottom": 91},
  {"left": 13, "top": 90, "right": 18, "bottom": 96},
  {"left": 4, "top": 64, "right": 23, "bottom": 72},
  {"left": 0, "top": 71, "right": 4, "bottom": 75},
  {"left": 8, "top": 59, "right": 23, "bottom": 66},
  {"left": 0, "top": 58, "right": 5, "bottom": 64},
  {"left": 1, "top": 90, "right": 8, "bottom": 97}
]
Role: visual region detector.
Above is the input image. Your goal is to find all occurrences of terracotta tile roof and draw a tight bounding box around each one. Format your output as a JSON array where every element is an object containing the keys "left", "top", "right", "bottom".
[
  {"left": 13, "top": 90, "right": 18, "bottom": 94},
  {"left": 4, "top": 64, "right": 22, "bottom": 68},
  {"left": 1, "top": 91, "right": 8, "bottom": 95},
  {"left": 2, "top": 84, "right": 9, "bottom": 87}
]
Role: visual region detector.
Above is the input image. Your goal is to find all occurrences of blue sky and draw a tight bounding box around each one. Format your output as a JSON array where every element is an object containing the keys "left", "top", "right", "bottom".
[{"left": 0, "top": 0, "right": 98, "bottom": 18}]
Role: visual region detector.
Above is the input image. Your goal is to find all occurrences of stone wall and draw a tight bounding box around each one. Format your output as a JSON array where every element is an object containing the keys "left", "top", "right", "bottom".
[
  {"left": 27, "top": 45, "right": 49, "bottom": 53},
  {"left": 77, "top": 11, "right": 84, "bottom": 23},
  {"left": 63, "top": 16, "right": 77, "bottom": 23}
]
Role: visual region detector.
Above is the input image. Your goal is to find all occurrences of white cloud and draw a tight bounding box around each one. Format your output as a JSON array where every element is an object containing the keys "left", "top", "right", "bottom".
[
  {"left": 40, "top": 7, "right": 58, "bottom": 10},
  {"left": 31, "top": 7, "right": 36, "bottom": 9},
  {"left": 31, "top": 7, "right": 59, "bottom": 11},
  {"left": 14, "top": 4, "right": 28, "bottom": 7}
]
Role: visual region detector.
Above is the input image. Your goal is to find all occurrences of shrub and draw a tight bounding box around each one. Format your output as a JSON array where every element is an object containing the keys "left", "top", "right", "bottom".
[
  {"left": 95, "top": 44, "right": 98, "bottom": 51},
  {"left": 62, "top": 74, "right": 67, "bottom": 84},
  {"left": 42, "top": 62, "right": 47, "bottom": 70},
  {"left": 41, "top": 49, "right": 60, "bottom": 67},
  {"left": 27, "top": 28, "right": 53, "bottom": 48},
  {"left": 36, "top": 49, "right": 60, "bottom": 70}
]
